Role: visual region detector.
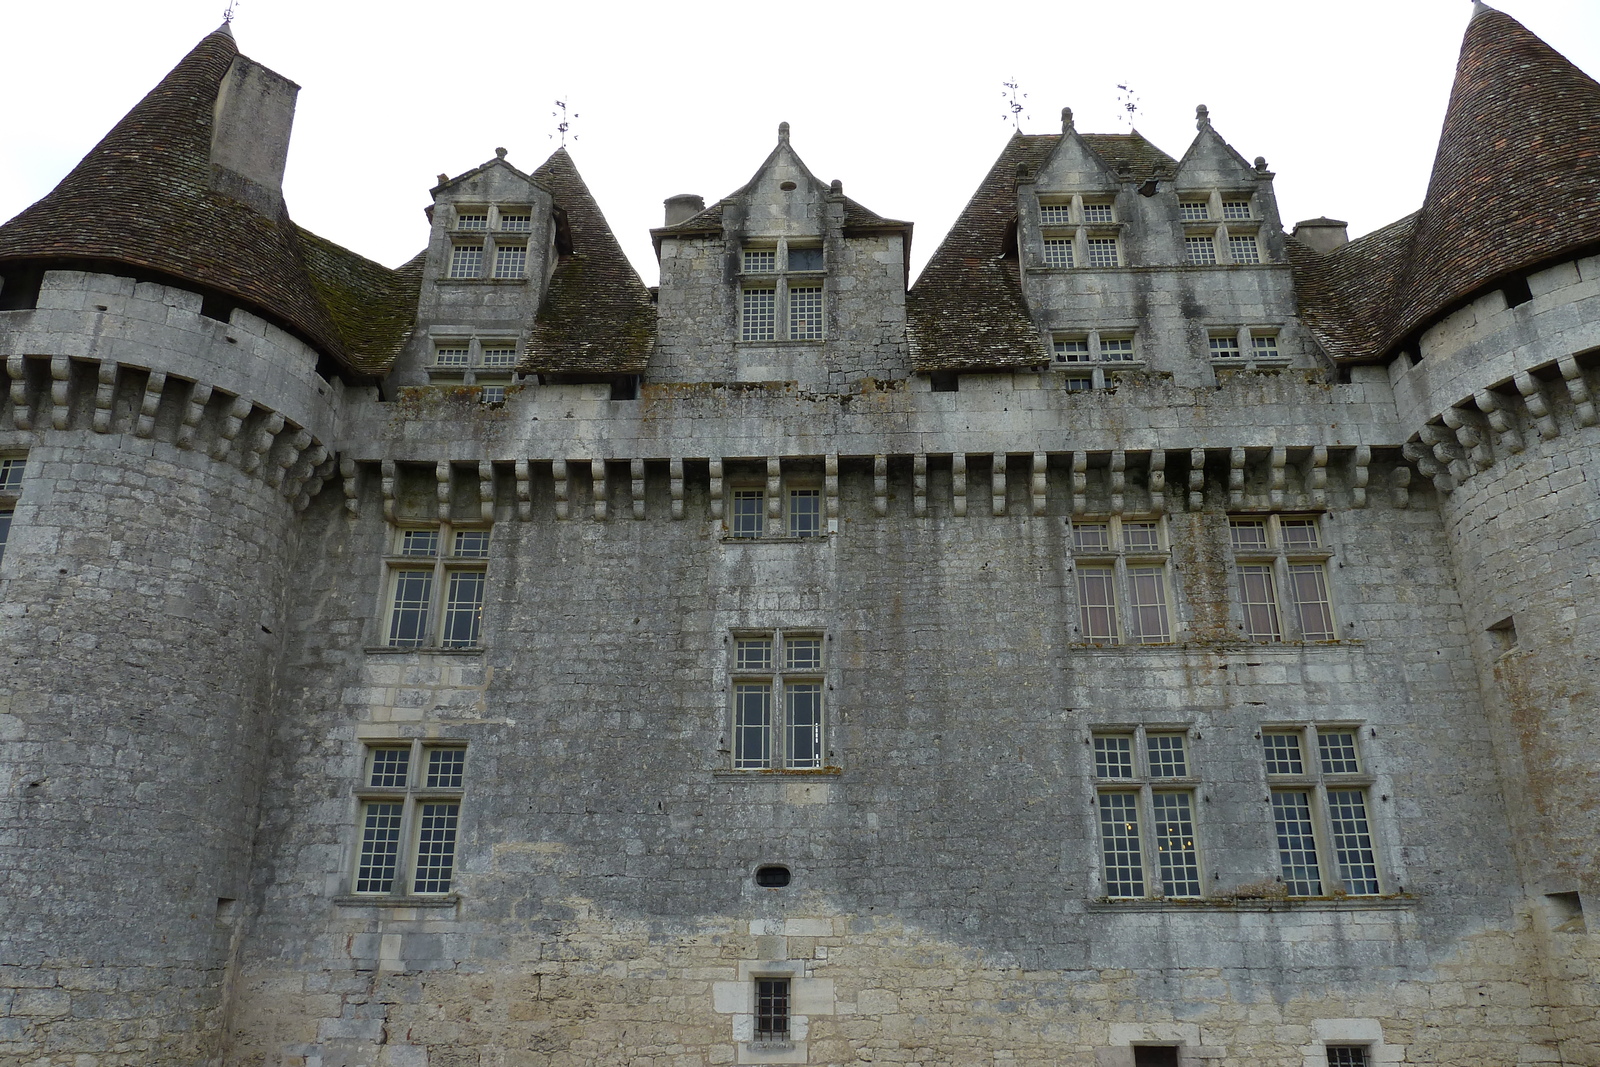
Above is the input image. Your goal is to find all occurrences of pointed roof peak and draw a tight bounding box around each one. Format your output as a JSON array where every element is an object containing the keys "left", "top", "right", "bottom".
[
  {"left": 213, "top": 20, "right": 235, "bottom": 38},
  {"left": 1471, "top": 1, "right": 1495, "bottom": 18}
]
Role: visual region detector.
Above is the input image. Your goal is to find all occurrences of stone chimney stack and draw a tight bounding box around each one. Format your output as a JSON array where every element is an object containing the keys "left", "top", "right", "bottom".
[
  {"left": 1292, "top": 217, "right": 1350, "bottom": 253},
  {"left": 210, "top": 56, "right": 300, "bottom": 215},
  {"left": 663, "top": 194, "right": 706, "bottom": 227}
]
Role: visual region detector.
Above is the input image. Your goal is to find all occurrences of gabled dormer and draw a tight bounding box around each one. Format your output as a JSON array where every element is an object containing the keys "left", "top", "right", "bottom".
[
  {"left": 1017, "top": 108, "right": 1135, "bottom": 273},
  {"left": 1171, "top": 106, "right": 1287, "bottom": 268},
  {"left": 651, "top": 123, "right": 912, "bottom": 390},
  {"left": 394, "top": 150, "right": 561, "bottom": 395}
]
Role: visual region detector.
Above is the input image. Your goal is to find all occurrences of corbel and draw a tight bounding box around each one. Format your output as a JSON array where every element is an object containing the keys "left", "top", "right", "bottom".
[
  {"left": 479, "top": 460, "right": 495, "bottom": 522},
  {"left": 1188, "top": 448, "right": 1205, "bottom": 511},
  {"left": 631, "top": 458, "right": 646, "bottom": 520},
  {"left": 93, "top": 360, "right": 118, "bottom": 433},
  {"left": 553, "top": 459, "right": 570, "bottom": 520},
  {"left": 991, "top": 452, "right": 1006, "bottom": 517},
  {"left": 213, "top": 396, "right": 253, "bottom": 461},
  {"left": 380, "top": 459, "right": 397, "bottom": 522},
  {"left": 913, "top": 454, "right": 928, "bottom": 518},
  {"left": 1473, "top": 387, "right": 1523, "bottom": 454},
  {"left": 952, "top": 453, "right": 967, "bottom": 517},
  {"left": 515, "top": 460, "right": 532, "bottom": 521},
  {"left": 1558, "top": 355, "right": 1596, "bottom": 427},
  {"left": 1031, "top": 451, "right": 1048, "bottom": 517},
  {"left": 768, "top": 458, "right": 783, "bottom": 522},
  {"left": 176, "top": 382, "right": 213, "bottom": 450},
  {"left": 7, "top": 355, "right": 30, "bottom": 430},
  {"left": 1514, "top": 370, "right": 1559, "bottom": 439},
  {"left": 134, "top": 370, "right": 167, "bottom": 439},
  {"left": 1268, "top": 446, "right": 1286, "bottom": 509},
  {"left": 876, "top": 455, "right": 889, "bottom": 518},
  {"left": 708, "top": 459, "right": 723, "bottom": 521},
  {"left": 279, "top": 436, "right": 320, "bottom": 496},
  {"left": 436, "top": 459, "right": 452, "bottom": 522},
  {"left": 1109, "top": 450, "right": 1126, "bottom": 515},
  {"left": 295, "top": 450, "right": 334, "bottom": 512},
  {"left": 669, "top": 458, "right": 684, "bottom": 520},
  {"left": 1350, "top": 446, "right": 1370, "bottom": 509},
  {"left": 825, "top": 453, "right": 840, "bottom": 529},
  {"left": 1440, "top": 406, "right": 1492, "bottom": 471},
  {"left": 1420, "top": 423, "right": 1470, "bottom": 483},
  {"left": 1401, "top": 439, "right": 1454, "bottom": 493},
  {"left": 50, "top": 356, "right": 71, "bottom": 431},
  {"left": 1308, "top": 446, "right": 1328, "bottom": 508},
  {"left": 591, "top": 458, "right": 607, "bottom": 521},
  {"left": 1390, "top": 464, "right": 1411, "bottom": 509},
  {"left": 1148, "top": 450, "right": 1166, "bottom": 514},
  {"left": 1071, "top": 451, "right": 1087, "bottom": 515},
  {"left": 342, "top": 456, "right": 361, "bottom": 519},
  {"left": 1228, "top": 447, "right": 1246, "bottom": 508},
  {"left": 243, "top": 411, "right": 283, "bottom": 474}
]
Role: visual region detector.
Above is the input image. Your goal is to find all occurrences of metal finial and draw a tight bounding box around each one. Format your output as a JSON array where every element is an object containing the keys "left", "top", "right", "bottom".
[
  {"left": 1001, "top": 79, "right": 1029, "bottom": 130},
  {"left": 1116, "top": 84, "right": 1142, "bottom": 129},
  {"left": 222, "top": 0, "right": 239, "bottom": 22},
  {"left": 550, "top": 99, "right": 578, "bottom": 146}
]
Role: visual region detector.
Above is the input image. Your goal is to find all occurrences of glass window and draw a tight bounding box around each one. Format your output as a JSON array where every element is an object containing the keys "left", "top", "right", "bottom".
[
  {"left": 386, "top": 570, "right": 434, "bottom": 647},
  {"left": 754, "top": 978, "right": 790, "bottom": 1039},
  {"left": 1145, "top": 734, "right": 1188, "bottom": 777},
  {"left": 426, "top": 748, "right": 466, "bottom": 789},
  {"left": 1272, "top": 791, "right": 1323, "bottom": 895},
  {"left": 1094, "top": 734, "right": 1134, "bottom": 779},
  {"left": 731, "top": 490, "right": 765, "bottom": 538},
  {"left": 1317, "top": 729, "right": 1361, "bottom": 774},
  {"left": 453, "top": 530, "right": 491, "bottom": 558},
  {"left": 1222, "top": 200, "right": 1252, "bottom": 220},
  {"left": 1100, "top": 337, "right": 1135, "bottom": 361},
  {"left": 1044, "top": 239, "right": 1075, "bottom": 268},
  {"left": 736, "top": 638, "right": 773, "bottom": 672},
  {"left": 742, "top": 249, "right": 776, "bottom": 273},
  {"left": 434, "top": 346, "right": 470, "bottom": 367},
  {"left": 1250, "top": 334, "right": 1280, "bottom": 359},
  {"left": 368, "top": 748, "right": 411, "bottom": 788},
  {"left": 440, "top": 570, "right": 485, "bottom": 648},
  {"left": 355, "top": 803, "right": 404, "bottom": 893},
  {"left": 1152, "top": 792, "right": 1201, "bottom": 897},
  {"left": 448, "top": 245, "right": 484, "bottom": 278},
  {"left": 1237, "top": 564, "right": 1282, "bottom": 641},
  {"left": 0, "top": 458, "right": 23, "bottom": 493},
  {"left": 1082, "top": 202, "right": 1115, "bottom": 223},
  {"left": 1086, "top": 237, "right": 1120, "bottom": 267},
  {"left": 788, "top": 489, "right": 822, "bottom": 537},
  {"left": 1077, "top": 566, "right": 1119, "bottom": 645},
  {"left": 412, "top": 802, "right": 460, "bottom": 893},
  {"left": 1098, "top": 793, "right": 1145, "bottom": 897},
  {"left": 741, "top": 288, "right": 776, "bottom": 342},
  {"left": 481, "top": 347, "right": 517, "bottom": 368},
  {"left": 493, "top": 245, "right": 527, "bottom": 278},
  {"left": 1054, "top": 338, "right": 1091, "bottom": 363},
  {"left": 787, "top": 246, "right": 824, "bottom": 272},
  {"left": 733, "top": 683, "right": 773, "bottom": 769},
  {"left": 1184, "top": 235, "right": 1217, "bottom": 265},
  {"left": 1179, "top": 201, "right": 1209, "bottom": 221},
  {"left": 1263, "top": 732, "right": 1305, "bottom": 775},
  {"left": 456, "top": 211, "right": 488, "bottom": 230},
  {"left": 1073, "top": 522, "right": 1111, "bottom": 553},
  {"left": 1209, "top": 334, "right": 1242, "bottom": 357},
  {"left": 355, "top": 742, "right": 468, "bottom": 897},
  {"left": 1040, "top": 203, "right": 1073, "bottom": 225},
  {"left": 788, "top": 286, "right": 823, "bottom": 340},
  {"left": 498, "top": 212, "right": 532, "bottom": 232},
  {"left": 1228, "top": 234, "right": 1261, "bottom": 264},
  {"left": 1327, "top": 789, "right": 1380, "bottom": 894}
]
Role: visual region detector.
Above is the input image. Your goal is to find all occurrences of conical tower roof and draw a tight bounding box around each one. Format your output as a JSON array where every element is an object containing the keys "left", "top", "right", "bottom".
[
  {"left": 1387, "top": 5, "right": 1600, "bottom": 347},
  {"left": 0, "top": 26, "right": 365, "bottom": 374}
]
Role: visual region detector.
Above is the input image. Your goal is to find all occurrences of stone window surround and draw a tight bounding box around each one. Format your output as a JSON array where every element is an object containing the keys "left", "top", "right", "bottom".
[
  {"left": 714, "top": 957, "right": 835, "bottom": 1064},
  {"left": 0, "top": 452, "right": 22, "bottom": 568},
  {"left": 1262, "top": 721, "right": 1384, "bottom": 897},
  {"left": 1178, "top": 189, "right": 1265, "bottom": 267},
  {"left": 1207, "top": 324, "right": 1289, "bottom": 367},
  {"left": 444, "top": 203, "right": 536, "bottom": 282},
  {"left": 1052, "top": 330, "right": 1141, "bottom": 391},
  {"left": 1068, "top": 515, "right": 1176, "bottom": 645},
  {"left": 425, "top": 328, "right": 521, "bottom": 395},
  {"left": 1228, "top": 512, "right": 1338, "bottom": 643},
  {"left": 727, "top": 628, "right": 827, "bottom": 772},
  {"left": 1090, "top": 723, "right": 1203, "bottom": 900},
  {"left": 373, "top": 521, "right": 492, "bottom": 653},
  {"left": 738, "top": 238, "right": 826, "bottom": 343},
  {"left": 1036, "top": 192, "right": 1123, "bottom": 270},
  {"left": 340, "top": 738, "right": 468, "bottom": 906}
]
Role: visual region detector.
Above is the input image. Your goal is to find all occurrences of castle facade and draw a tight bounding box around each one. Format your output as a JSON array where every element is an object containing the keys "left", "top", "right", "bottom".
[{"left": 0, "top": 6, "right": 1597, "bottom": 1066}]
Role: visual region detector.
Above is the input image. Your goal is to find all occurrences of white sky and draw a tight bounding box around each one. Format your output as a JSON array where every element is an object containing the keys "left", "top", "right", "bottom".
[{"left": 4, "top": 1, "right": 1598, "bottom": 288}]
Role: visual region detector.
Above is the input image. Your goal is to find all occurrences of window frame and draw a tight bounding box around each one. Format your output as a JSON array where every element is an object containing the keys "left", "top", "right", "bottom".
[
  {"left": 381, "top": 522, "right": 492, "bottom": 651},
  {"left": 0, "top": 454, "right": 21, "bottom": 568},
  {"left": 722, "top": 478, "right": 827, "bottom": 541},
  {"left": 1229, "top": 514, "right": 1338, "bottom": 642},
  {"left": 1208, "top": 326, "right": 1288, "bottom": 367},
  {"left": 351, "top": 740, "right": 468, "bottom": 900},
  {"left": 1035, "top": 194, "right": 1123, "bottom": 270},
  {"left": 1051, "top": 332, "right": 1140, "bottom": 391},
  {"left": 1070, "top": 516, "right": 1175, "bottom": 645},
  {"left": 446, "top": 204, "right": 535, "bottom": 281},
  {"left": 728, "top": 629, "right": 827, "bottom": 772},
  {"left": 737, "top": 240, "right": 826, "bottom": 343},
  {"left": 427, "top": 336, "right": 519, "bottom": 401},
  {"left": 1091, "top": 725, "right": 1203, "bottom": 900},
  {"left": 1262, "top": 724, "right": 1382, "bottom": 897}
]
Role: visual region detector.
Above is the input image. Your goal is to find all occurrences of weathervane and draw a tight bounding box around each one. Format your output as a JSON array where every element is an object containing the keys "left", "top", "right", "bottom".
[
  {"left": 1001, "top": 79, "right": 1029, "bottom": 130},
  {"left": 550, "top": 99, "right": 579, "bottom": 146},
  {"left": 1115, "top": 83, "right": 1141, "bottom": 128},
  {"left": 222, "top": 0, "right": 239, "bottom": 23}
]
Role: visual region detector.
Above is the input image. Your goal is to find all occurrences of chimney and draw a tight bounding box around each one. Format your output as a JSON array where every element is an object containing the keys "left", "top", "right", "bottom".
[
  {"left": 663, "top": 194, "right": 706, "bottom": 227},
  {"left": 210, "top": 56, "right": 300, "bottom": 215},
  {"left": 1292, "top": 217, "right": 1350, "bottom": 253}
]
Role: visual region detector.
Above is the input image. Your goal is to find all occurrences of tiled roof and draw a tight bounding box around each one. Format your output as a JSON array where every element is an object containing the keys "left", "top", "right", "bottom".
[
  {"left": 1384, "top": 7, "right": 1600, "bottom": 353},
  {"left": 1081, "top": 132, "right": 1179, "bottom": 180},
  {"left": 523, "top": 149, "right": 656, "bottom": 376},
  {"left": 906, "top": 134, "right": 1056, "bottom": 372},
  {"left": 0, "top": 27, "right": 383, "bottom": 378},
  {"left": 1286, "top": 213, "right": 1417, "bottom": 362},
  {"left": 297, "top": 230, "right": 422, "bottom": 377},
  {"left": 658, "top": 194, "right": 910, "bottom": 237}
]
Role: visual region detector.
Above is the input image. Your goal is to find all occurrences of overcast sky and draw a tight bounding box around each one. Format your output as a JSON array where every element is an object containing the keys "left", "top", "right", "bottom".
[{"left": 5, "top": 1, "right": 1598, "bottom": 287}]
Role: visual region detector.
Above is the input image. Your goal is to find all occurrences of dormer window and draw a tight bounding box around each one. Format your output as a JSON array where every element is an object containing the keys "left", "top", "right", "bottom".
[
  {"left": 449, "top": 245, "right": 484, "bottom": 279},
  {"left": 1083, "top": 201, "right": 1115, "bottom": 224},
  {"left": 444, "top": 205, "right": 536, "bottom": 281},
  {"left": 1179, "top": 192, "right": 1264, "bottom": 266},
  {"left": 1086, "top": 237, "right": 1121, "bottom": 268},
  {"left": 456, "top": 210, "right": 488, "bottom": 230},
  {"left": 493, "top": 244, "right": 528, "bottom": 279},
  {"left": 1227, "top": 234, "right": 1261, "bottom": 264},
  {"left": 1037, "top": 196, "right": 1122, "bottom": 270},
  {"left": 738, "top": 241, "right": 826, "bottom": 342},
  {"left": 1044, "top": 239, "right": 1075, "bottom": 268},
  {"left": 1184, "top": 235, "right": 1217, "bottom": 265},
  {"left": 1222, "top": 199, "right": 1253, "bottom": 220},
  {"left": 1040, "top": 203, "right": 1073, "bottom": 226},
  {"left": 1179, "top": 201, "right": 1210, "bottom": 221},
  {"left": 499, "top": 211, "right": 532, "bottom": 232}
]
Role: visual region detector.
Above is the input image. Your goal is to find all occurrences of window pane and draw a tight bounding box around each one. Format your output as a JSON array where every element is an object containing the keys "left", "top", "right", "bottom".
[
  {"left": 1222, "top": 200, "right": 1252, "bottom": 220},
  {"left": 1039, "top": 203, "right": 1072, "bottom": 225},
  {"left": 1082, "top": 202, "right": 1114, "bottom": 223},
  {"left": 1054, "top": 338, "right": 1090, "bottom": 362},
  {"left": 1100, "top": 337, "right": 1135, "bottom": 361},
  {"left": 435, "top": 346, "right": 470, "bottom": 367},
  {"left": 453, "top": 530, "right": 491, "bottom": 558},
  {"left": 1250, "top": 335, "right": 1280, "bottom": 359},
  {"left": 1152, "top": 792, "right": 1201, "bottom": 897},
  {"left": 741, "top": 288, "right": 776, "bottom": 341},
  {"left": 1288, "top": 563, "right": 1335, "bottom": 640},
  {"left": 733, "top": 684, "right": 773, "bottom": 769},
  {"left": 1229, "top": 234, "right": 1261, "bottom": 264},
  {"left": 1272, "top": 791, "right": 1323, "bottom": 895},
  {"left": 731, "top": 490, "right": 765, "bottom": 538},
  {"left": 1229, "top": 519, "right": 1267, "bottom": 552},
  {"left": 400, "top": 529, "right": 440, "bottom": 557},
  {"left": 1179, "top": 201, "right": 1209, "bottom": 221},
  {"left": 1263, "top": 733, "right": 1304, "bottom": 775},
  {"left": 754, "top": 978, "right": 790, "bottom": 1039},
  {"left": 1127, "top": 566, "right": 1171, "bottom": 644},
  {"left": 1093, "top": 734, "right": 1133, "bottom": 779},
  {"left": 1086, "top": 238, "right": 1119, "bottom": 267},
  {"left": 481, "top": 347, "right": 517, "bottom": 368},
  {"left": 1318, "top": 730, "right": 1361, "bottom": 774},
  {"left": 456, "top": 212, "right": 487, "bottom": 230},
  {"left": 0, "top": 510, "right": 11, "bottom": 565},
  {"left": 1072, "top": 522, "right": 1110, "bottom": 553},
  {"left": 387, "top": 570, "right": 434, "bottom": 647},
  {"left": 493, "top": 245, "right": 527, "bottom": 278},
  {"left": 1280, "top": 518, "right": 1320, "bottom": 549},
  {"left": 368, "top": 747, "right": 410, "bottom": 788},
  {"left": 742, "top": 249, "right": 776, "bottom": 273},
  {"left": 1326, "top": 1048, "right": 1369, "bottom": 1067},
  {"left": 499, "top": 212, "right": 532, "bottom": 232},
  {"left": 1237, "top": 564, "right": 1281, "bottom": 641},
  {"left": 788, "top": 286, "right": 823, "bottom": 340},
  {"left": 1146, "top": 734, "right": 1188, "bottom": 778},
  {"left": 1209, "top": 335, "right": 1241, "bottom": 357},
  {"left": 788, "top": 246, "right": 824, "bottom": 271},
  {"left": 1122, "top": 522, "right": 1159, "bottom": 552},
  {"left": 1327, "top": 789, "right": 1380, "bottom": 894},
  {"left": 785, "top": 683, "right": 823, "bottom": 769},
  {"left": 426, "top": 748, "right": 465, "bottom": 789},
  {"left": 788, "top": 489, "right": 822, "bottom": 537},
  {"left": 1077, "top": 566, "right": 1119, "bottom": 645},
  {"left": 1098, "top": 792, "right": 1145, "bottom": 897},
  {"left": 736, "top": 638, "right": 772, "bottom": 672},
  {"left": 441, "top": 570, "right": 486, "bottom": 648},
  {"left": 449, "top": 245, "right": 483, "bottom": 278},
  {"left": 1043, "top": 239, "right": 1074, "bottom": 268},
  {"left": 1184, "top": 236, "right": 1217, "bottom": 265},
  {"left": 785, "top": 637, "right": 821, "bottom": 673},
  {"left": 355, "top": 802, "right": 403, "bottom": 893},
  {"left": 412, "top": 802, "right": 460, "bottom": 893},
  {"left": 1063, "top": 375, "right": 1093, "bottom": 392}
]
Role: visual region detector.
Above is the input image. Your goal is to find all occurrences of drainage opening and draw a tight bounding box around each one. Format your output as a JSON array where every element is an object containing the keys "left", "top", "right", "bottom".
[{"left": 754, "top": 865, "right": 791, "bottom": 888}]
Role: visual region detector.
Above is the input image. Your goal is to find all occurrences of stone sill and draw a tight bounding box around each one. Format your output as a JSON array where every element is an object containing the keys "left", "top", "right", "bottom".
[
  {"left": 362, "top": 646, "right": 485, "bottom": 656},
  {"left": 431, "top": 279, "right": 529, "bottom": 287},
  {"left": 713, "top": 768, "right": 843, "bottom": 781},
  {"left": 720, "top": 535, "right": 831, "bottom": 545},
  {"left": 1069, "top": 640, "right": 1362, "bottom": 653},
  {"left": 1087, "top": 895, "right": 1415, "bottom": 913},
  {"left": 333, "top": 894, "right": 460, "bottom": 909},
  {"left": 1025, "top": 263, "right": 1284, "bottom": 275}
]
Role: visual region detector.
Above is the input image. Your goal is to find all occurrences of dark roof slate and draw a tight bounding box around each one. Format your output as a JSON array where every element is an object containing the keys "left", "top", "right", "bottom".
[
  {"left": 1384, "top": 7, "right": 1600, "bottom": 353},
  {"left": 297, "top": 230, "right": 422, "bottom": 377},
  {"left": 523, "top": 149, "right": 656, "bottom": 376},
  {"left": 0, "top": 27, "right": 387, "bottom": 377},
  {"left": 906, "top": 134, "right": 1056, "bottom": 372},
  {"left": 1287, "top": 213, "right": 1417, "bottom": 362},
  {"left": 1080, "top": 132, "right": 1179, "bottom": 180}
]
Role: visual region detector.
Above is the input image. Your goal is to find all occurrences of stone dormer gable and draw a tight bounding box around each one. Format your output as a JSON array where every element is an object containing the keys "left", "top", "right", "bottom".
[
  {"left": 1030, "top": 110, "right": 1123, "bottom": 193},
  {"left": 1173, "top": 106, "right": 1266, "bottom": 189},
  {"left": 423, "top": 152, "right": 559, "bottom": 292},
  {"left": 1171, "top": 106, "right": 1284, "bottom": 266}
]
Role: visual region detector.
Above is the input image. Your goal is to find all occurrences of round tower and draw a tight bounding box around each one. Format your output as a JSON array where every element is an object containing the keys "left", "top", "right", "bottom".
[{"left": 0, "top": 27, "right": 353, "bottom": 1064}]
